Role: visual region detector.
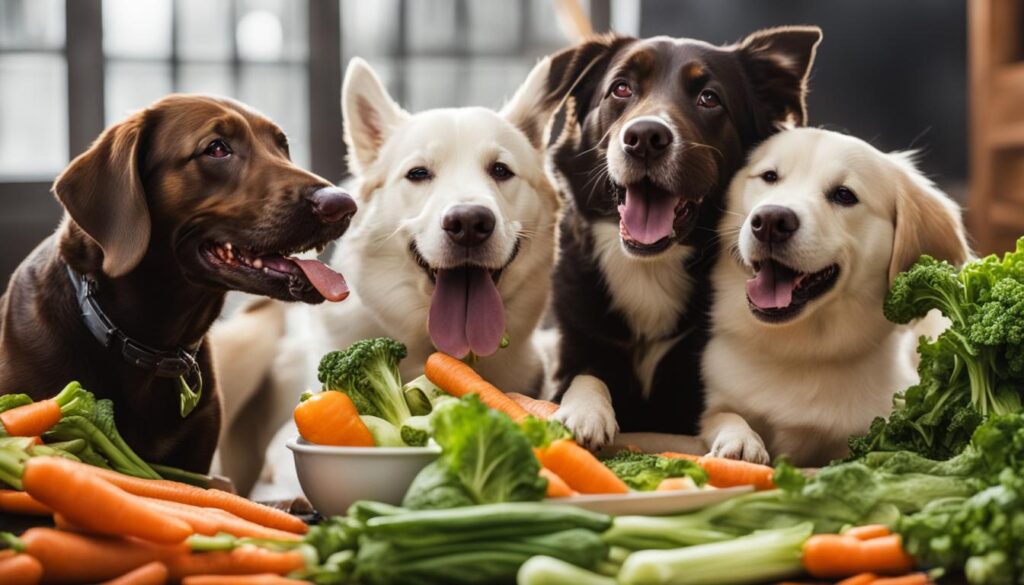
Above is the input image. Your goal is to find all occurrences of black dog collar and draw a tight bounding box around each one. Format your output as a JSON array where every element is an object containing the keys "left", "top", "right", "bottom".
[{"left": 66, "top": 264, "right": 203, "bottom": 417}]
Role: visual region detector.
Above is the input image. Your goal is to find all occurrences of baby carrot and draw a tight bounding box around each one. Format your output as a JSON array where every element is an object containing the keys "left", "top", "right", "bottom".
[
  {"left": 425, "top": 353, "right": 529, "bottom": 422},
  {"left": 293, "top": 391, "right": 374, "bottom": 447},
  {"left": 844, "top": 525, "right": 892, "bottom": 541},
  {"left": 145, "top": 499, "right": 302, "bottom": 541},
  {"left": 872, "top": 573, "right": 932, "bottom": 585},
  {"left": 0, "top": 490, "right": 50, "bottom": 516},
  {"left": 20, "top": 527, "right": 188, "bottom": 584},
  {"left": 659, "top": 452, "right": 775, "bottom": 491},
  {"left": 802, "top": 533, "right": 914, "bottom": 578},
  {"left": 183, "top": 574, "right": 313, "bottom": 585},
  {"left": 507, "top": 393, "right": 560, "bottom": 419},
  {"left": 22, "top": 457, "right": 192, "bottom": 544},
  {"left": 0, "top": 400, "right": 61, "bottom": 437},
  {"left": 56, "top": 459, "right": 307, "bottom": 535},
  {"left": 537, "top": 439, "right": 629, "bottom": 494},
  {"left": 99, "top": 561, "right": 169, "bottom": 585},
  {"left": 167, "top": 546, "right": 306, "bottom": 581},
  {"left": 837, "top": 573, "right": 880, "bottom": 585},
  {"left": 540, "top": 467, "right": 575, "bottom": 498},
  {"left": 0, "top": 553, "right": 43, "bottom": 585}
]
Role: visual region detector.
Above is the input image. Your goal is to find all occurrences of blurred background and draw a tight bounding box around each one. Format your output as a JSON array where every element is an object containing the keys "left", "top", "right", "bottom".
[{"left": 0, "top": 0, "right": 1006, "bottom": 286}]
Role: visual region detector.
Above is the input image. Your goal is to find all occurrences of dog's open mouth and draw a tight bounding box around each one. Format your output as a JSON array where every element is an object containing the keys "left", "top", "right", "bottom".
[
  {"left": 411, "top": 241, "right": 519, "bottom": 359},
  {"left": 613, "top": 179, "right": 698, "bottom": 256},
  {"left": 202, "top": 241, "right": 348, "bottom": 303},
  {"left": 746, "top": 259, "right": 840, "bottom": 323}
]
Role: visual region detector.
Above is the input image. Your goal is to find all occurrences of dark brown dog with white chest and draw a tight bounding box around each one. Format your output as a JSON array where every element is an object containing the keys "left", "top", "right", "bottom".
[
  {"left": 544, "top": 27, "right": 822, "bottom": 450},
  {"left": 0, "top": 95, "right": 354, "bottom": 472}
]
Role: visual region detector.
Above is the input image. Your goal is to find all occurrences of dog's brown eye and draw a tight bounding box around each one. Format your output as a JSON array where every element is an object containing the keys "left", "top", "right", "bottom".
[
  {"left": 828, "top": 186, "right": 859, "bottom": 206},
  {"left": 490, "top": 162, "right": 514, "bottom": 181},
  {"left": 406, "top": 167, "right": 432, "bottom": 182},
  {"left": 204, "top": 139, "right": 232, "bottom": 158},
  {"left": 611, "top": 81, "right": 633, "bottom": 99},
  {"left": 697, "top": 89, "right": 721, "bottom": 109},
  {"left": 761, "top": 170, "right": 778, "bottom": 183}
]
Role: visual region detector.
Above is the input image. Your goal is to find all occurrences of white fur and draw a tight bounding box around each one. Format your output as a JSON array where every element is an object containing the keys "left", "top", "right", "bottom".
[
  {"left": 249, "top": 58, "right": 561, "bottom": 498},
  {"left": 555, "top": 375, "right": 619, "bottom": 450},
  {"left": 701, "top": 128, "right": 969, "bottom": 467}
]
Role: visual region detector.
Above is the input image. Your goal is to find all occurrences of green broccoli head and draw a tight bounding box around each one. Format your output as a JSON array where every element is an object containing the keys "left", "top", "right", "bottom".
[
  {"left": 602, "top": 451, "right": 707, "bottom": 491},
  {"left": 317, "top": 337, "right": 411, "bottom": 426},
  {"left": 884, "top": 256, "right": 967, "bottom": 325}
]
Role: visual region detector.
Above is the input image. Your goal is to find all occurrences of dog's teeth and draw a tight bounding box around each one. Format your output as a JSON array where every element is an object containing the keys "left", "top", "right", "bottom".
[
  {"left": 263, "top": 267, "right": 270, "bottom": 274},
  {"left": 225, "top": 242, "right": 232, "bottom": 251},
  {"left": 253, "top": 258, "right": 263, "bottom": 269}
]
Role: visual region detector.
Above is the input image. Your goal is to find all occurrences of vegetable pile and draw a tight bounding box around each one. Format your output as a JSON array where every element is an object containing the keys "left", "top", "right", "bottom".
[{"left": 851, "top": 240, "right": 1024, "bottom": 460}]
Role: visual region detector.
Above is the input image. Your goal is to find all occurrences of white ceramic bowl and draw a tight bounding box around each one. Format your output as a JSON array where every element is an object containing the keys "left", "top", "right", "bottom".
[{"left": 287, "top": 437, "right": 440, "bottom": 516}]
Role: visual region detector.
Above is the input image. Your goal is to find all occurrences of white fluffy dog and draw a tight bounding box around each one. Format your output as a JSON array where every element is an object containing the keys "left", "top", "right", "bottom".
[
  {"left": 218, "top": 58, "right": 561, "bottom": 497},
  {"left": 701, "top": 128, "right": 970, "bottom": 467}
]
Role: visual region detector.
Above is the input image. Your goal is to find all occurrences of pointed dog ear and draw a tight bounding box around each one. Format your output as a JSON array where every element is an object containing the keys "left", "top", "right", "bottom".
[
  {"left": 887, "top": 152, "right": 970, "bottom": 285},
  {"left": 544, "top": 34, "right": 635, "bottom": 129},
  {"left": 52, "top": 111, "right": 151, "bottom": 278},
  {"left": 501, "top": 56, "right": 556, "bottom": 149},
  {"left": 341, "top": 57, "right": 408, "bottom": 174},
  {"left": 737, "top": 26, "right": 822, "bottom": 129}
]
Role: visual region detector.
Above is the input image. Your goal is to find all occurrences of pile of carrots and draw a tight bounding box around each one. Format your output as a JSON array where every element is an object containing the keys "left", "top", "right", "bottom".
[
  {"left": 802, "top": 524, "right": 928, "bottom": 585},
  {"left": 0, "top": 456, "right": 314, "bottom": 585},
  {"left": 425, "top": 352, "right": 778, "bottom": 497}
]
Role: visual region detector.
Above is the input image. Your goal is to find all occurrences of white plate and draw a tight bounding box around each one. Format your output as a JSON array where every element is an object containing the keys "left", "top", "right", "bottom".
[{"left": 546, "top": 485, "right": 754, "bottom": 515}]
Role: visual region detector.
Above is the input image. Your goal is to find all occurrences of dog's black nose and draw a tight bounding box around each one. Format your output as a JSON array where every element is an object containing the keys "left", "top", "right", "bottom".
[
  {"left": 443, "top": 205, "right": 496, "bottom": 247},
  {"left": 622, "top": 120, "right": 673, "bottom": 160},
  {"left": 308, "top": 186, "right": 357, "bottom": 223},
  {"left": 751, "top": 205, "right": 799, "bottom": 244}
]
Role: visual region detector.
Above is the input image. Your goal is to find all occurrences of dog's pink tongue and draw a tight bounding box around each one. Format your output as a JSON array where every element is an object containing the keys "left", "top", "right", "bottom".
[
  {"left": 619, "top": 187, "right": 679, "bottom": 245},
  {"left": 290, "top": 258, "right": 349, "bottom": 302},
  {"left": 429, "top": 267, "right": 506, "bottom": 358},
  {"left": 746, "top": 262, "right": 796, "bottom": 310}
]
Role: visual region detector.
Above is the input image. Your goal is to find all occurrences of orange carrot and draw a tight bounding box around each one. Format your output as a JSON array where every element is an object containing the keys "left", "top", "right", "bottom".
[
  {"left": 293, "top": 391, "right": 374, "bottom": 447},
  {"left": 425, "top": 353, "right": 529, "bottom": 422},
  {"left": 844, "top": 525, "right": 892, "bottom": 541},
  {"left": 540, "top": 467, "right": 575, "bottom": 498},
  {"left": 802, "top": 533, "right": 914, "bottom": 578},
  {"left": 167, "top": 546, "right": 306, "bottom": 581},
  {"left": 659, "top": 452, "right": 775, "bottom": 490},
  {"left": 507, "top": 393, "right": 559, "bottom": 419},
  {"left": 0, "top": 554, "right": 43, "bottom": 585},
  {"left": 99, "top": 561, "right": 169, "bottom": 585},
  {"left": 183, "top": 575, "right": 312, "bottom": 585},
  {"left": 55, "top": 459, "right": 307, "bottom": 535},
  {"left": 0, "top": 400, "right": 61, "bottom": 436},
  {"left": 871, "top": 573, "right": 932, "bottom": 585},
  {"left": 144, "top": 499, "right": 302, "bottom": 541},
  {"left": 0, "top": 490, "right": 50, "bottom": 516},
  {"left": 20, "top": 528, "right": 188, "bottom": 584},
  {"left": 22, "top": 457, "right": 192, "bottom": 544},
  {"left": 837, "top": 573, "right": 880, "bottom": 585},
  {"left": 656, "top": 477, "right": 695, "bottom": 491},
  {"left": 537, "top": 439, "right": 629, "bottom": 494}
]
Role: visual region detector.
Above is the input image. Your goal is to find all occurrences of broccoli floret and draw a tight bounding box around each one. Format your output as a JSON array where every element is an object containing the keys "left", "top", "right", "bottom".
[
  {"left": 884, "top": 256, "right": 968, "bottom": 326},
  {"left": 603, "top": 451, "right": 707, "bottom": 491},
  {"left": 317, "top": 338, "right": 411, "bottom": 426}
]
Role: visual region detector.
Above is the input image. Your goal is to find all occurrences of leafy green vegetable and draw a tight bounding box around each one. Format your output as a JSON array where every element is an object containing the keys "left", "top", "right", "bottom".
[
  {"left": 517, "top": 555, "right": 618, "bottom": 585},
  {"left": 617, "top": 523, "right": 813, "bottom": 585},
  {"left": 602, "top": 451, "right": 707, "bottom": 491},
  {"left": 318, "top": 338, "right": 412, "bottom": 426},
  {"left": 852, "top": 241, "right": 1024, "bottom": 460},
  {"left": 402, "top": 396, "right": 546, "bottom": 509},
  {"left": 520, "top": 416, "right": 573, "bottom": 449}
]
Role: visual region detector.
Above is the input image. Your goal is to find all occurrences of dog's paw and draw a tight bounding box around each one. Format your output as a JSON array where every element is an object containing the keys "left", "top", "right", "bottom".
[
  {"left": 555, "top": 405, "right": 618, "bottom": 451},
  {"left": 709, "top": 430, "right": 770, "bottom": 465}
]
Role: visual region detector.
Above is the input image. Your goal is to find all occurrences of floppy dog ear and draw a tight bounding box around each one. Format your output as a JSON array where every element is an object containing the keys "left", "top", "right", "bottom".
[
  {"left": 342, "top": 57, "right": 408, "bottom": 174},
  {"left": 52, "top": 112, "right": 151, "bottom": 278},
  {"left": 544, "top": 34, "right": 635, "bottom": 129},
  {"left": 738, "top": 26, "right": 822, "bottom": 129},
  {"left": 501, "top": 56, "right": 556, "bottom": 149},
  {"left": 887, "top": 153, "right": 970, "bottom": 285}
]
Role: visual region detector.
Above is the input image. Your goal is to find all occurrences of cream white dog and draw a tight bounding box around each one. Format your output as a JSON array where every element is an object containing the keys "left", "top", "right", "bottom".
[
  {"left": 701, "top": 128, "right": 970, "bottom": 467},
  {"left": 215, "top": 57, "right": 562, "bottom": 497}
]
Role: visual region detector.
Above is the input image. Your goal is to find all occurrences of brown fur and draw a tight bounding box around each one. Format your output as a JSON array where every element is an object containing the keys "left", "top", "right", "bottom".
[{"left": 0, "top": 95, "right": 349, "bottom": 472}]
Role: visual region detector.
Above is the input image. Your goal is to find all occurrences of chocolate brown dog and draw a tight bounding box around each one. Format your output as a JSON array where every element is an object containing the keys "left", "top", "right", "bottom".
[{"left": 0, "top": 95, "right": 355, "bottom": 472}]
